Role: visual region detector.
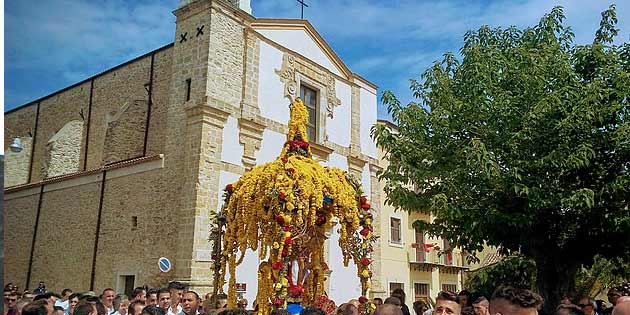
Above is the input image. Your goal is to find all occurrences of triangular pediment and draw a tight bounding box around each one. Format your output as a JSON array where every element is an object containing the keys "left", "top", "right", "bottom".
[{"left": 252, "top": 19, "right": 353, "bottom": 79}]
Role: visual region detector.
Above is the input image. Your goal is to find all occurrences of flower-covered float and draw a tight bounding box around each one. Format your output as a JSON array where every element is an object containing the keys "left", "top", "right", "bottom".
[{"left": 212, "top": 98, "right": 377, "bottom": 315}]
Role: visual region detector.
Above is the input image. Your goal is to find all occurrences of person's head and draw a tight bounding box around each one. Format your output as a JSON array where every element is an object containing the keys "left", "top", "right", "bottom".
[
  {"left": 38, "top": 283, "right": 46, "bottom": 289},
  {"left": 69, "top": 294, "right": 81, "bottom": 315},
  {"left": 337, "top": 303, "right": 358, "bottom": 315},
  {"left": 145, "top": 289, "right": 158, "bottom": 308},
  {"left": 95, "top": 301, "right": 107, "bottom": 315},
  {"left": 237, "top": 298, "right": 248, "bottom": 309},
  {"left": 301, "top": 307, "right": 326, "bottom": 315},
  {"left": 374, "top": 304, "right": 403, "bottom": 315},
  {"left": 435, "top": 291, "right": 461, "bottom": 315},
  {"left": 166, "top": 283, "right": 185, "bottom": 306},
  {"left": 555, "top": 304, "right": 585, "bottom": 315},
  {"left": 472, "top": 297, "right": 489, "bottom": 315},
  {"left": 374, "top": 298, "right": 383, "bottom": 306},
  {"left": 101, "top": 289, "right": 116, "bottom": 308},
  {"left": 114, "top": 295, "right": 130, "bottom": 315},
  {"left": 156, "top": 289, "right": 170, "bottom": 310},
  {"left": 5, "top": 290, "right": 19, "bottom": 308},
  {"left": 489, "top": 286, "right": 542, "bottom": 315},
  {"left": 61, "top": 290, "right": 73, "bottom": 300},
  {"left": 23, "top": 291, "right": 35, "bottom": 301},
  {"left": 609, "top": 288, "right": 622, "bottom": 306},
  {"left": 384, "top": 297, "right": 401, "bottom": 307},
  {"left": 73, "top": 303, "right": 97, "bottom": 315},
  {"left": 17, "top": 298, "right": 31, "bottom": 315},
  {"left": 458, "top": 291, "right": 471, "bottom": 307},
  {"left": 181, "top": 292, "right": 200, "bottom": 315},
  {"left": 54, "top": 306, "right": 65, "bottom": 315},
  {"left": 215, "top": 294, "right": 227, "bottom": 309},
  {"left": 577, "top": 298, "right": 595, "bottom": 315},
  {"left": 22, "top": 302, "right": 50, "bottom": 315},
  {"left": 612, "top": 300, "right": 630, "bottom": 315},
  {"left": 132, "top": 288, "right": 146, "bottom": 303},
  {"left": 128, "top": 301, "right": 145, "bottom": 315},
  {"left": 139, "top": 306, "right": 164, "bottom": 315},
  {"left": 413, "top": 300, "right": 429, "bottom": 315},
  {"left": 392, "top": 289, "right": 406, "bottom": 304},
  {"left": 560, "top": 295, "right": 572, "bottom": 305}
]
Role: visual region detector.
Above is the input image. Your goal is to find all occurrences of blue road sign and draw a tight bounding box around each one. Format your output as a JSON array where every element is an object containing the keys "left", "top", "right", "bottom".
[{"left": 158, "top": 257, "right": 172, "bottom": 272}]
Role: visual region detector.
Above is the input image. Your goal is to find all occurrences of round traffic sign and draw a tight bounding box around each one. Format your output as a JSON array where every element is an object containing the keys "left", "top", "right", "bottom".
[{"left": 158, "top": 257, "right": 172, "bottom": 272}]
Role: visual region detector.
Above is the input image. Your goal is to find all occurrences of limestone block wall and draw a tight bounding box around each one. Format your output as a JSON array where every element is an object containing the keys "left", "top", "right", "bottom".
[
  {"left": 146, "top": 48, "right": 173, "bottom": 157},
  {"left": 103, "top": 101, "right": 148, "bottom": 164},
  {"left": 30, "top": 82, "right": 91, "bottom": 182},
  {"left": 93, "top": 168, "right": 177, "bottom": 291},
  {"left": 88, "top": 58, "right": 152, "bottom": 169},
  {"left": 29, "top": 182, "right": 102, "bottom": 293},
  {"left": 44, "top": 120, "right": 83, "bottom": 178},
  {"left": 2, "top": 192, "right": 40, "bottom": 289},
  {"left": 4, "top": 137, "right": 33, "bottom": 187},
  {"left": 207, "top": 8, "right": 244, "bottom": 108},
  {"left": 4, "top": 105, "right": 37, "bottom": 153}
]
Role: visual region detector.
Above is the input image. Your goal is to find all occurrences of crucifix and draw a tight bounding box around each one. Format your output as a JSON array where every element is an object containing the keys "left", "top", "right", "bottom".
[{"left": 297, "top": 0, "right": 308, "bottom": 19}]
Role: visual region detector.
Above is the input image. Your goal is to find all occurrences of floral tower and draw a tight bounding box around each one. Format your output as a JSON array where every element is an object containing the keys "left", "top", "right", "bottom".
[{"left": 214, "top": 98, "right": 377, "bottom": 315}]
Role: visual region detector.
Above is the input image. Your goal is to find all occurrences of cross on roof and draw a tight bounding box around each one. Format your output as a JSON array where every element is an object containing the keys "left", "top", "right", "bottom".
[{"left": 297, "top": 0, "right": 309, "bottom": 19}]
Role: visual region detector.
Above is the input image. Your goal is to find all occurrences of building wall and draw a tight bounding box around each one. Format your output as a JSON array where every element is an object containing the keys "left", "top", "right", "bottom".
[
  {"left": 3, "top": 192, "right": 39, "bottom": 289},
  {"left": 4, "top": 0, "right": 380, "bottom": 302}
]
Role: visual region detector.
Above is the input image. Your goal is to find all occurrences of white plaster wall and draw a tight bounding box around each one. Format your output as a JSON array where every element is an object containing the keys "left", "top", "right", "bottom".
[
  {"left": 361, "top": 164, "right": 371, "bottom": 198},
  {"left": 217, "top": 171, "right": 241, "bottom": 211},
  {"left": 258, "top": 41, "right": 290, "bottom": 124},
  {"left": 221, "top": 116, "right": 244, "bottom": 166},
  {"left": 256, "top": 129, "right": 286, "bottom": 164},
  {"left": 326, "top": 152, "right": 348, "bottom": 171},
  {"left": 360, "top": 88, "right": 378, "bottom": 158},
  {"left": 218, "top": 170, "right": 259, "bottom": 304},
  {"left": 328, "top": 223, "right": 361, "bottom": 304},
  {"left": 326, "top": 80, "right": 351, "bottom": 147},
  {"left": 256, "top": 29, "right": 343, "bottom": 77}
]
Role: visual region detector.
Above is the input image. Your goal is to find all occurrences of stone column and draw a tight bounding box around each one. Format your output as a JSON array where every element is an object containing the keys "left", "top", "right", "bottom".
[
  {"left": 347, "top": 156, "right": 366, "bottom": 181},
  {"left": 350, "top": 85, "right": 361, "bottom": 155},
  {"left": 176, "top": 98, "right": 230, "bottom": 292},
  {"left": 368, "top": 163, "right": 383, "bottom": 293}
]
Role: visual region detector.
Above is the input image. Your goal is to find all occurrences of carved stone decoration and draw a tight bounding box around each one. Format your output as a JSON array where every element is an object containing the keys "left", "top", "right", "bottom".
[
  {"left": 274, "top": 53, "right": 342, "bottom": 118},
  {"left": 325, "top": 73, "right": 341, "bottom": 119},
  {"left": 238, "top": 118, "right": 265, "bottom": 169},
  {"left": 275, "top": 54, "right": 297, "bottom": 101}
]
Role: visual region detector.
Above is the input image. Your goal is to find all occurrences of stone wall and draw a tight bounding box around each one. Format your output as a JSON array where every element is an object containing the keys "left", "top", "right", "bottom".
[
  {"left": 31, "top": 82, "right": 91, "bottom": 182},
  {"left": 44, "top": 120, "right": 83, "bottom": 178},
  {"left": 207, "top": 7, "right": 244, "bottom": 108},
  {"left": 3, "top": 192, "right": 39, "bottom": 289},
  {"left": 4, "top": 137, "right": 33, "bottom": 187},
  {"left": 88, "top": 58, "right": 152, "bottom": 170},
  {"left": 93, "top": 168, "right": 177, "bottom": 292},
  {"left": 29, "top": 181, "right": 102, "bottom": 292},
  {"left": 103, "top": 101, "right": 147, "bottom": 164}
]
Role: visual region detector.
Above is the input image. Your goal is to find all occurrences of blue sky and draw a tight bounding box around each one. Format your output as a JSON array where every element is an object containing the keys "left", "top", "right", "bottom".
[{"left": 4, "top": 0, "right": 630, "bottom": 120}]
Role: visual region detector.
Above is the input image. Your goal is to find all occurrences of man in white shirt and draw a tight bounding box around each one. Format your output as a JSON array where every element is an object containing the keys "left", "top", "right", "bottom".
[
  {"left": 101, "top": 289, "right": 116, "bottom": 315},
  {"left": 55, "top": 289, "right": 73, "bottom": 315},
  {"left": 167, "top": 282, "right": 185, "bottom": 315}
]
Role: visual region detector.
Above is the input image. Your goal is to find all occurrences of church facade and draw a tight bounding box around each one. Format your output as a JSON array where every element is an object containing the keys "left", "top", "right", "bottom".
[{"left": 4, "top": 0, "right": 381, "bottom": 304}]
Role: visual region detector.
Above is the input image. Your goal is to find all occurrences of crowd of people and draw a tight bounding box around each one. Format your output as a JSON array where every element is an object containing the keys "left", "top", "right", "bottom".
[{"left": 3, "top": 281, "right": 630, "bottom": 315}]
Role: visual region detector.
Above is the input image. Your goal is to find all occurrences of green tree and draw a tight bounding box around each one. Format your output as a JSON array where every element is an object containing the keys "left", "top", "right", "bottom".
[
  {"left": 466, "top": 256, "right": 537, "bottom": 299},
  {"left": 373, "top": 6, "right": 630, "bottom": 314}
]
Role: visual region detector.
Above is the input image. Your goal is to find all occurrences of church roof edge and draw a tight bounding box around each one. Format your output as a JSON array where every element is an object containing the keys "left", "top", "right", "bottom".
[{"left": 252, "top": 18, "right": 377, "bottom": 90}]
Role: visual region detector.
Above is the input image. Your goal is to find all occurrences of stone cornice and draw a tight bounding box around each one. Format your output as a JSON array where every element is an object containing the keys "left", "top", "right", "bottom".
[{"left": 184, "top": 98, "right": 231, "bottom": 128}]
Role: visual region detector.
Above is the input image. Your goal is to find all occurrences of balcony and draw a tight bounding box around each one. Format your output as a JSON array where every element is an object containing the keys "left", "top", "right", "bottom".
[{"left": 408, "top": 243, "right": 469, "bottom": 273}]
